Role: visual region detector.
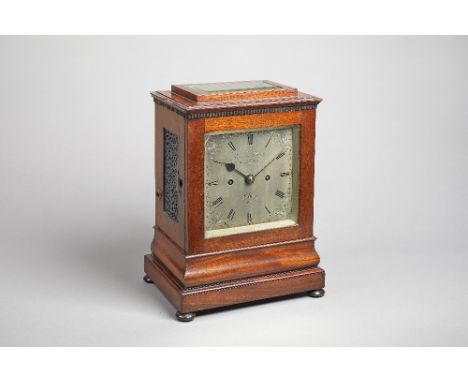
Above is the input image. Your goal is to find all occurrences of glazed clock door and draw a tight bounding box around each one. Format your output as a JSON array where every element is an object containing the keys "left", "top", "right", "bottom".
[{"left": 204, "top": 125, "right": 300, "bottom": 238}]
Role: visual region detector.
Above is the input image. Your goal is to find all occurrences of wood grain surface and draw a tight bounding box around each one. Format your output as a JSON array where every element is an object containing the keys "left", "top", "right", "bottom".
[{"left": 147, "top": 81, "right": 324, "bottom": 315}]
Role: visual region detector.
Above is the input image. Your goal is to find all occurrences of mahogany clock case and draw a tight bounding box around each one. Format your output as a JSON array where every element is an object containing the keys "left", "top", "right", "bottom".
[{"left": 144, "top": 81, "right": 325, "bottom": 320}]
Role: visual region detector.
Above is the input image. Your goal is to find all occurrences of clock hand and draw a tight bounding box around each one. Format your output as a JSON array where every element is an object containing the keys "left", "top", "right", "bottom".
[
  {"left": 253, "top": 151, "right": 284, "bottom": 178},
  {"left": 213, "top": 160, "right": 250, "bottom": 181}
]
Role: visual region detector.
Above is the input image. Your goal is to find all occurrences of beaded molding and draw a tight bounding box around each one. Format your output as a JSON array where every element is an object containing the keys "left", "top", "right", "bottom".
[{"left": 153, "top": 98, "right": 317, "bottom": 120}]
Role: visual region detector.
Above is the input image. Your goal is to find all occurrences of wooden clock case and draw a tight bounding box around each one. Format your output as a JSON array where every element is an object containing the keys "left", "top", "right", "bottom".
[{"left": 144, "top": 81, "right": 325, "bottom": 321}]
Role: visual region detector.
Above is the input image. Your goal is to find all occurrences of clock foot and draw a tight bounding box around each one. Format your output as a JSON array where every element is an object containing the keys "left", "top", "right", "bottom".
[
  {"left": 308, "top": 288, "right": 325, "bottom": 298},
  {"left": 176, "top": 311, "right": 196, "bottom": 322},
  {"left": 143, "top": 274, "right": 154, "bottom": 284}
]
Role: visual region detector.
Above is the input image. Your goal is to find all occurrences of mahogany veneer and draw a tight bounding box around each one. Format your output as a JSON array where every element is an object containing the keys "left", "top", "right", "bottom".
[{"left": 144, "top": 80, "right": 325, "bottom": 321}]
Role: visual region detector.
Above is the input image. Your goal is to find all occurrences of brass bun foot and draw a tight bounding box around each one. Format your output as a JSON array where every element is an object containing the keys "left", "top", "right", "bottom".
[
  {"left": 143, "top": 274, "right": 154, "bottom": 284},
  {"left": 308, "top": 288, "right": 325, "bottom": 298},
  {"left": 176, "top": 311, "right": 196, "bottom": 322}
]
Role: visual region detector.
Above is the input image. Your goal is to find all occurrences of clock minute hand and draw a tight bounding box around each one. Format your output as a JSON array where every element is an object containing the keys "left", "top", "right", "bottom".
[{"left": 254, "top": 151, "right": 284, "bottom": 178}]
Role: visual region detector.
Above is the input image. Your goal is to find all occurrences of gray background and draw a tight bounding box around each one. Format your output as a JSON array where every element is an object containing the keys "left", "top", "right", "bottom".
[{"left": 1, "top": 36, "right": 467, "bottom": 346}]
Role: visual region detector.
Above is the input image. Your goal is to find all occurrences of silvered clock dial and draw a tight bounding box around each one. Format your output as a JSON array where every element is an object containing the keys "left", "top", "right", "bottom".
[{"left": 204, "top": 125, "right": 300, "bottom": 238}]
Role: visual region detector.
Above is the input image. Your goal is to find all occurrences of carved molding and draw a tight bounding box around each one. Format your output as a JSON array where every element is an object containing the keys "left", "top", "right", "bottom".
[{"left": 154, "top": 99, "right": 317, "bottom": 120}]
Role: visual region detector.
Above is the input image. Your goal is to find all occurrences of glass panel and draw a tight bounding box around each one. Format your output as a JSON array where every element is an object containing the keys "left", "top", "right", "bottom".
[
  {"left": 204, "top": 125, "right": 300, "bottom": 238},
  {"left": 190, "top": 81, "right": 280, "bottom": 94}
]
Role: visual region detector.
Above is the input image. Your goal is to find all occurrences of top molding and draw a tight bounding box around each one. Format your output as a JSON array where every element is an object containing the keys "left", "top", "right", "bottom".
[
  {"left": 172, "top": 80, "right": 298, "bottom": 102},
  {"left": 151, "top": 80, "right": 322, "bottom": 120}
]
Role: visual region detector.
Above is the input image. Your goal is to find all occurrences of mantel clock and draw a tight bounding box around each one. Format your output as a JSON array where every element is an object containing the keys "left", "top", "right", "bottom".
[{"left": 144, "top": 80, "right": 325, "bottom": 321}]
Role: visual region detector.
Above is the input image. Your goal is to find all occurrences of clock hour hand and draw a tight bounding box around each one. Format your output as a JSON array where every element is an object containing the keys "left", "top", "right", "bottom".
[
  {"left": 214, "top": 160, "right": 238, "bottom": 173},
  {"left": 213, "top": 160, "right": 253, "bottom": 184}
]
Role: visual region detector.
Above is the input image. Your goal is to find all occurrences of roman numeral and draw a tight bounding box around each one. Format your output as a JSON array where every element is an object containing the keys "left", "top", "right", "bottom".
[
  {"left": 207, "top": 180, "right": 219, "bottom": 186},
  {"left": 275, "top": 190, "right": 285, "bottom": 199},
  {"left": 265, "top": 134, "right": 273, "bottom": 148},
  {"left": 212, "top": 196, "right": 223, "bottom": 207},
  {"left": 265, "top": 205, "right": 271, "bottom": 214},
  {"left": 276, "top": 152, "right": 285, "bottom": 160},
  {"left": 247, "top": 212, "right": 253, "bottom": 224},
  {"left": 247, "top": 133, "right": 254, "bottom": 145},
  {"left": 280, "top": 172, "right": 290, "bottom": 177},
  {"left": 227, "top": 209, "right": 235, "bottom": 221},
  {"left": 228, "top": 141, "right": 236, "bottom": 151}
]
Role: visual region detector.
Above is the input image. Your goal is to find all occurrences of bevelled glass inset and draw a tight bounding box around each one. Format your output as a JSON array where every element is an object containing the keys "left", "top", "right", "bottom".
[{"left": 190, "top": 81, "right": 279, "bottom": 93}]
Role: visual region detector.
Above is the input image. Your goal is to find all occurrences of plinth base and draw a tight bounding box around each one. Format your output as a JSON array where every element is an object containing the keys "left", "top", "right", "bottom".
[{"left": 144, "top": 254, "right": 325, "bottom": 319}]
